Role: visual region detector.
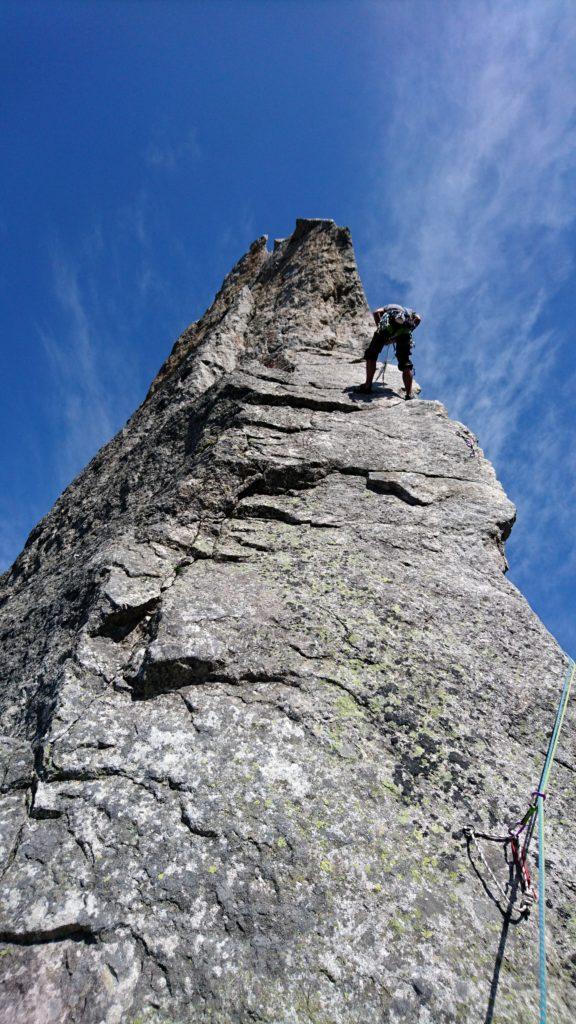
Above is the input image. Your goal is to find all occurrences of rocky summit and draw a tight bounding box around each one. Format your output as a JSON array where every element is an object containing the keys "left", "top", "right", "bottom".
[{"left": 0, "top": 219, "right": 574, "bottom": 1024}]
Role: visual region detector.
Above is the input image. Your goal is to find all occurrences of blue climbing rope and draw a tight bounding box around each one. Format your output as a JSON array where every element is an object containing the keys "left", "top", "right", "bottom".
[
  {"left": 535, "top": 658, "right": 575, "bottom": 1024},
  {"left": 537, "top": 793, "right": 547, "bottom": 1024},
  {"left": 465, "top": 658, "right": 575, "bottom": 1023}
]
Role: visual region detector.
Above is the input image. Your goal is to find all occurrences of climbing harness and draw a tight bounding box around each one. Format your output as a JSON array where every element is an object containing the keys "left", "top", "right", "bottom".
[
  {"left": 374, "top": 339, "right": 417, "bottom": 388},
  {"left": 463, "top": 658, "right": 575, "bottom": 1023}
]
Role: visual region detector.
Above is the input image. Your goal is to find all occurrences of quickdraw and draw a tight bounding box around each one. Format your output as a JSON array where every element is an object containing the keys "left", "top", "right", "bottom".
[
  {"left": 462, "top": 822, "right": 535, "bottom": 919},
  {"left": 508, "top": 803, "right": 538, "bottom": 914},
  {"left": 463, "top": 659, "right": 575, "bottom": 1024},
  {"left": 455, "top": 428, "right": 478, "bottom": 458}
]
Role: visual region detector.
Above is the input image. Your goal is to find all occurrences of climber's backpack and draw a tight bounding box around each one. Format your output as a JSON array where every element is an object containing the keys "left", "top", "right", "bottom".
[{"left": 375, "top": 304, "right": 421, "bottom": 339}]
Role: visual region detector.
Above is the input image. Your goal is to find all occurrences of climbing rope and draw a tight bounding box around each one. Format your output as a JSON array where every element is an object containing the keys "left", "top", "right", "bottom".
[
  {"left": 533, "top": 658, "right": 575, "bottom": 1024},
  {"left": 464, "top": 658, "right": 575, "bottom": 1022},
  {"left": 374, "top": 343, "right": 392, "bottom": 384}
]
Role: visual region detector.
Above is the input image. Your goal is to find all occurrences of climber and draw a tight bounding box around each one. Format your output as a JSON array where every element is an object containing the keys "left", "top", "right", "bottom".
[{"left": 356, "top": 305, "right": 421, "bottom": 399}]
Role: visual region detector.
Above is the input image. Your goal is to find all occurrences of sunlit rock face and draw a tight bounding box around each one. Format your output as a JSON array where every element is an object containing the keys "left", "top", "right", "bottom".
[{"left": 0, "top": 219, "right": 574, "bottom": 1024}]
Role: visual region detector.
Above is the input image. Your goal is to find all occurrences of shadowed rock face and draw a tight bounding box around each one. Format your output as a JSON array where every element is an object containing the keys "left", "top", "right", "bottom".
[{"left": 0, "top": 219, "right": 574, "bottom": 1024}]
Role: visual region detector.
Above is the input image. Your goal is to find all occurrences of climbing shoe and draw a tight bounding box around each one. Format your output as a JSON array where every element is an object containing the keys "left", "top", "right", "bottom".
[{"left": 354, "top": 383, "right": 372, "bottom": 394}]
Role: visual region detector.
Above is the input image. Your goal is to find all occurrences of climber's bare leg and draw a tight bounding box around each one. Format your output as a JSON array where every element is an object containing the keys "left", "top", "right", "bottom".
[{"left": 365, "top": 358, "right": 377, "bottom": 389}]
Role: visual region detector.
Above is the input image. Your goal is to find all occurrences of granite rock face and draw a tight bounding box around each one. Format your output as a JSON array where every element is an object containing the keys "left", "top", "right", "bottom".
[{"left": 0, "top": 219, "right": 574, "bottom": 1024}]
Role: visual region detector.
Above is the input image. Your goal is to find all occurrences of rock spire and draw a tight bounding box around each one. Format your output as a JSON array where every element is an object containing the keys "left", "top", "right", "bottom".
[{"left": 0, "top": 219, "right": 574, "bottom": 1023}]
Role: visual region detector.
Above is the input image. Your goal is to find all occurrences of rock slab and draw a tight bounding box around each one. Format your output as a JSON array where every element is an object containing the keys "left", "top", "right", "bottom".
[{"left": 0, "top": 219, "right": 574, "bottom": 1023}]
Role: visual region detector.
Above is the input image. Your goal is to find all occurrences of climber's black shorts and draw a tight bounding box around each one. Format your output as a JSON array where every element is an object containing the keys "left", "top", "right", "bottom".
[{"left": 364, "top": 331, "right": 413, "bottom": 371}]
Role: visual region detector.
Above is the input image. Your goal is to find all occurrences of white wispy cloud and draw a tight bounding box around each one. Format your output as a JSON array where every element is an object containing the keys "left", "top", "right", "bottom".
[
  {"left": 39, "top": 254, "right": 118, "bottom": 485},
  {"left": 215, "top": 205, "right": 257, "bottom": 270},
  {"left": 145, "top": 128, "right": 201, "bottom": 171},
  {"left": 365, "top": 0, "right": 576, "bottom": 644},
  {"left": 38, "top": 234, "right": 151, "bottom": 493},
  {"left": 36, "top": 180, "right": 199, "bottom": 503}
]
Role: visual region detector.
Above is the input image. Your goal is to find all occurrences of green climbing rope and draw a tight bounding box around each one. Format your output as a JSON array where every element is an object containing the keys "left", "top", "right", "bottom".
[
  {"left": 463, "top": 658, "right": 575, "bottom": 1023},
  {"left": 535, "top": 658, "right": 575, "bottom": 1024}
]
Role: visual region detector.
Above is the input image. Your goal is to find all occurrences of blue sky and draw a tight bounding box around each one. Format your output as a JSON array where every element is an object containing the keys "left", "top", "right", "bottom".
[{"left": 2, "top": 0, "right": 575, "bottom": 655}]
